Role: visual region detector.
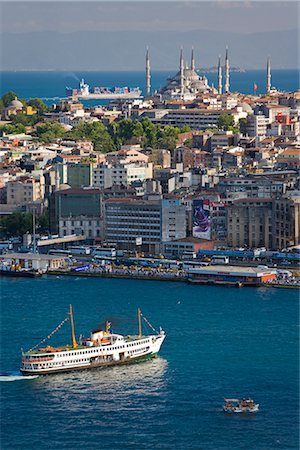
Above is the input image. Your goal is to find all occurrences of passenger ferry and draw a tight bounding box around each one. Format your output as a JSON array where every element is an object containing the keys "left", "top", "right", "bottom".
[{"left": 20, "top": 306, "right": 165, "bottom": 375}]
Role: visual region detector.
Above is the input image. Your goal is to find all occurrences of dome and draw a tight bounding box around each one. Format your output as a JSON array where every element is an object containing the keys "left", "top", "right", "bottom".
[
  {"left": 9, "top": 97, "right": 23, "bottom": 110},
  {"left": 59, "top": 184, "right": 71, "bottom": 191},
  {"left": 237, "top": 102, "right": 253, "bottom": 114}
]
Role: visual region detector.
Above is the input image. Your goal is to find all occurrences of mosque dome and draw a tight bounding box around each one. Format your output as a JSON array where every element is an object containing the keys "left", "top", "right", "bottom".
[
  {"left": 9, "top": 97, "right": 23, "bottom": 110},
  {"left": 237, "top": 102, "right": 253, "bottom": 114}
]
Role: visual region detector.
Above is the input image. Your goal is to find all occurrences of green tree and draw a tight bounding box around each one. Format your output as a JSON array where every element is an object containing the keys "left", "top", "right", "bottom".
[
  {"left": 66, "top": 122, "right": 116, "bottom": 153},
  {"left": 117, "top": 119, "right": 135, "bottom": 143},
  {"left": 239, "top": 118, "right": 247, "bottom": 135},
  {"left": 141, "top": 117, "right": 158, "bottom": 148},
  {"left": 0, "top": 213, "right": 33, "bottom": 237},
  {"left": 0, "top": 123, "right": 26, "bottom": 136},
  {"left": 183, "top": 138, "right": 193, "bottom": 148},
  {"left": 218, "top": 113, "right": 235, "bottom": 131},
  {"left": 1, "top": 91, "right": 18, "bottom": 107},
  {"left": 36, "top": 121, "right": 66, "bottom": 142},
  {"left": 180, "top": 125, "right": 191, "bottom": 133},
  {"left": 37, "top": 211, "right": 49, "bottom": 234},
  {"left": 132, "top": 120, "right": 144, "bottom": 138},
  {"left": 10, "top": 112, "right": 38, "bottom": 127},
  {"left": 27, "top": 98, "right": 48, "bottom": 114},
  {"left": 157, "top": 125, "right": 180, "bottom": 151}
]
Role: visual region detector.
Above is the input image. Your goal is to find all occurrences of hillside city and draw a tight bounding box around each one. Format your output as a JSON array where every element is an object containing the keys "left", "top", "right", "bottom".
[{"left": 0, "top": 51, "right": 299, "bottom": 283}]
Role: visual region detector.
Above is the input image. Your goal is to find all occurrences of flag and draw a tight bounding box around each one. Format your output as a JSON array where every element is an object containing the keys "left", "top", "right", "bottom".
[{"left": 253, "top": 82, "right": 258, "bottom": 92}]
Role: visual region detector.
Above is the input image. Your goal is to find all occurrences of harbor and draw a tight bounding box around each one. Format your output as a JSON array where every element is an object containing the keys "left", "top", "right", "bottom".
[
  {"left": 1, "top": 275, "right": 299, "bottom": 449},
  {"left": 1, "top": 251, "right": 299, "bottom": 288}
]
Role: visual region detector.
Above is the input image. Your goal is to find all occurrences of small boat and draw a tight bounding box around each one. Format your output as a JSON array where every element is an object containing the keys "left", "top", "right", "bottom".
[
  {"left": 223, "top": 398, "right": 259, "bottom": 413},
  {"left": 20, "top": 305, "right": 166, "bottom": 376}
]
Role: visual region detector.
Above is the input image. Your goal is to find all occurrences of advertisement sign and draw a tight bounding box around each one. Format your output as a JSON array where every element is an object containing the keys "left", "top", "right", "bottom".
[
  {"left": 136, "top": 237, "right": 142, "bottom": 246},
  {"left": 193, "top": 199, "right": 211, "bottom": 240}
]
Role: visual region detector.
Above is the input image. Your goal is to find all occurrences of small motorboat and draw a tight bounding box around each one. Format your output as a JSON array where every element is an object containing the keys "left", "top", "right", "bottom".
[{"left": 223, "top": 398, "right": 259, "bottom": 413}]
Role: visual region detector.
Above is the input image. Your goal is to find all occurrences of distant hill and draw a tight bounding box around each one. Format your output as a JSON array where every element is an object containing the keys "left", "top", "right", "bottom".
[{"left": 1, "top": 28, "right": 298, "bottom": 71}]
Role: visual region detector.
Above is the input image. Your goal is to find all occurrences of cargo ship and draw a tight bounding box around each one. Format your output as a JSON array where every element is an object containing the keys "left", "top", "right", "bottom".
[
  {"left": 20, "top": 305, "right": 165, "bottom": 375},
  {"left": 66, "top": 79, "right": 142, "bottom": 99}
]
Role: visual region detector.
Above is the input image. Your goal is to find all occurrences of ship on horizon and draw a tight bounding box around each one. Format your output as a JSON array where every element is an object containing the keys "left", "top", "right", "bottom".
[{"left": 66, "top": 78, "right": 142, "bottom": 100}]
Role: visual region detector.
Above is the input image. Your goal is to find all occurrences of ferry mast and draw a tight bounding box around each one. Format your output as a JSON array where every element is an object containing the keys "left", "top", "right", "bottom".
[{"left": 69, "top": 304, "right": 77, "bottom": 348}]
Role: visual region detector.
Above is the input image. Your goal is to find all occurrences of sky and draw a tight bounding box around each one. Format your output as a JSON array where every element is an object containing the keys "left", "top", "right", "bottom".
[
  {"left": 0, "top": 1, "right": 299, "bottom": 70},
  {"left": 1, "top": 1, "right": 299, "bottom": 34}
]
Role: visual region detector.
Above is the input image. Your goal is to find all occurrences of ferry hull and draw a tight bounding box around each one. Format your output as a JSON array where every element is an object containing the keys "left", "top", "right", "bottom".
[{"left": 20, "top": 352, "right": 158, "bottom": 376}]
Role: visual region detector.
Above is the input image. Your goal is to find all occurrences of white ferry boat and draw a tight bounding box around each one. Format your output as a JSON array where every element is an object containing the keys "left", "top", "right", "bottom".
[{"left": 20, "top": 306, "right": 165, "bottom": 376}]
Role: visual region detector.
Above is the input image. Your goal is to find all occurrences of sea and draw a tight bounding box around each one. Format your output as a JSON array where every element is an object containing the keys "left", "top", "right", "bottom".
[
  {"left": 0, "top": 70, "right": 299, "bottom": 105},
  {"left": 0, "top": 276, "right": 299, "bottom": 449}
]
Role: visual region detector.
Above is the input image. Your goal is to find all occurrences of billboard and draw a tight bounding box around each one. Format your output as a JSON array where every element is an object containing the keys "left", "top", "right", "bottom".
[{"left": 193, "top": 199, "right": 211, "bottom": 240}]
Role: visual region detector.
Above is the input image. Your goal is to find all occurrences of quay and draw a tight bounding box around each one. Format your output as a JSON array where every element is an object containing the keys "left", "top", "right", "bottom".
[
  {"left": 47, "top": 270, "right": 186, "bottom": 282},
  {"left": 0, "top": 253, "right": 299, "bottom": 288}
]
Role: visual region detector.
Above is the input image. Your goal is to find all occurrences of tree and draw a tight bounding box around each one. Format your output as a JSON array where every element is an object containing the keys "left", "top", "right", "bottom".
[
  {"left": 0, "top": 213, "right": 33, "bottom": 237},
  {"left": 132, "top": 120, "right": 144, "bottom": 138},
  {"left": 183, "top": 138, "right": 193, "bottom": 148},
  {"left": 218, "top": 113, "right": 235, "bottom": 131},
  {"left": 141, "top": 117, "right": 158, "bottom": 148},
  {"left": 1, "top": 91, "right": 18, "bottom": 107},
  {"left": 0, "top": 123, "right": 26, "bottom": 136},
  {"left": 180, "top": 125, "right": 191, "bottom": 133},
  {"left": 10, "top": 112, "right": 38, "bottom": 127},
  {"left": 37, "top": 211, "right": 49, "bottom": 234},
  {"left": 36, "top": 121, "right": 66, "bottom": 142},
  {"left": 27, "top": 98, "right": 48, "bottom": 114},
  {"left": 239, "top": 118, "right": 247, "bottom": 135},
  {"left": 157, "top": 125, "right": 180, "bottom": 151},
  {"left": 66, "top": 122, "right": 116, "bottom": 153}
]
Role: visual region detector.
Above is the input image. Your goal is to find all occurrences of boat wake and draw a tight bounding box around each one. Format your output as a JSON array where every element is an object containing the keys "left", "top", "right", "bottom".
[{"left": 0, "top": 372, "right": 39, "bottom": 382}]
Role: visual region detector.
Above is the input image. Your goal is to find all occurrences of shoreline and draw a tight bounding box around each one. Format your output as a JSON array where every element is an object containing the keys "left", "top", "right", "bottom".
[{"left": 44, "top": 270, "right": 300, "bottom": 288}]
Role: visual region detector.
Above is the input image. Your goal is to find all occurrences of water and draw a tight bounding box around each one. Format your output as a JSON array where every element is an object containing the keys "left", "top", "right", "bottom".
[
  {"left": 0, "top": 276, "right": 299, "bottom": 449},
  {"left": 0, "top": 69, "right": 299, "bottom": 103}
]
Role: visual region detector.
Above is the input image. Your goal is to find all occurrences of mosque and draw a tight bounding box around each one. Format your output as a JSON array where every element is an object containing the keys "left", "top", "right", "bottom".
[
  {"left": 146, "top": 47, "right": 231, "bottom": 100},
  {"left": 146, "top": 48, "right": 272, "bottom": 101}
]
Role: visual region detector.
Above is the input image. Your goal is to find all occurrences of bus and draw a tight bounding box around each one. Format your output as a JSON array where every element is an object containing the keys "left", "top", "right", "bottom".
[
  {"left": 48, "top": 249, "right": 72, "bottom": 258},
  {"left": 92, "top": 247, "right": 116, "bottom": 259},
  {"left": 67, "top": 246, "right": 91, "bottom": 256},
  {"left": 211, "top": 256, "right": 229, "bottom": 265}
]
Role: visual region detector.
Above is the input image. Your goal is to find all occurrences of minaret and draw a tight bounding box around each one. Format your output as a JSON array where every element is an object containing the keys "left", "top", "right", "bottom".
[
  {"left": 146, "top": 47, "right": 151, "bottom": 97},
  {"left": 267, "top": 56, "right": 271, "bottom": 94},
  {"left": 224, "top": 46, "right": 230, "bottom": 94},
  {"left": 180, "top": 47, "right": 184, "bottom": 96},
  {"left": 191, "top": 47, "right": 195, "bottom": 71},
  {"left": 218, "top": 55, "right": 222, "bottom": 95}
]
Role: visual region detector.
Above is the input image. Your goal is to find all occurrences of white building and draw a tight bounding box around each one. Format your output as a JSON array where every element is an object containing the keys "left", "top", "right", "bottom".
[{"left": 93, "top": 163, "right": 153, "bottom": 189}]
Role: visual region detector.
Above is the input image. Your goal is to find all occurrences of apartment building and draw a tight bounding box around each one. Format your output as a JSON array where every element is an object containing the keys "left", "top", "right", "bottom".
[{"left": 6, "top": 176, "right": 45, "bottom": 205}]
